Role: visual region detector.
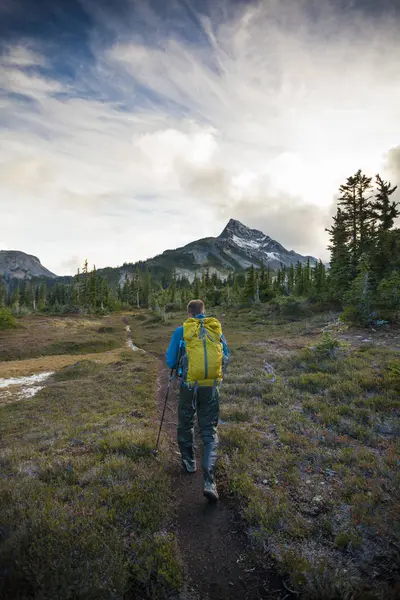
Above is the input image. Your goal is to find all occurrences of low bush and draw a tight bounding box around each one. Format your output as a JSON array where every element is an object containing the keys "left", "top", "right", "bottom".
[{"left": 0, "top": 308, "right": 17, "bottom": 330}]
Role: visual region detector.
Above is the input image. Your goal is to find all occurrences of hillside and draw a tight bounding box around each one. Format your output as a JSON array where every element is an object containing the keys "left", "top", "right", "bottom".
[
  {"left": 0, "top": 250, "right": 57, "bottom": 280},
  {"left": 1, "top": 221, "right": 318, "bottom": 288},
  {"left": 147, "top": 218, "right": 318, "bottom": 279},
  {"left": 115, "top": 219, "right": 319, "bottom": 284}
]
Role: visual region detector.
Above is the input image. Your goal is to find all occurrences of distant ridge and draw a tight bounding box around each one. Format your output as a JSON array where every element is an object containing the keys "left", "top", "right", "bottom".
[
  {"left": 141, "top": 218, "right": 318, "bottom": 281},
  {"left": 0, "top": 250, "right": 57, "bottom": 280}
]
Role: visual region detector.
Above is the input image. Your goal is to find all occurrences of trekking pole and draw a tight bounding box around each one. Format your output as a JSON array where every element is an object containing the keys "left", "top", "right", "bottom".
[{"left": 152, "top": 368, "right": 175, "bottom": 456}]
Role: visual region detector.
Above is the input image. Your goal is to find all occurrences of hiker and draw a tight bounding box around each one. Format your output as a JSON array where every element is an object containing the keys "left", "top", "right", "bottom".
[{"left": 166, "top": 299, "right": 229, "bottom": 502}]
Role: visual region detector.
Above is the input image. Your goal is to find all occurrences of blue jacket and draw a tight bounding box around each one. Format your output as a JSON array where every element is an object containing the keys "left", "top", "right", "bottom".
[{"left": 166, "top": 314, "right": 229, "bottom": 369}]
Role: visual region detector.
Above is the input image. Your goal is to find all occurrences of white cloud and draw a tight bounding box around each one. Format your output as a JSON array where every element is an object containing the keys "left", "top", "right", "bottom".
[
  {"left": 1, "top": 0, "right": 400, "bottom": 274},
  {"left": 2, "top": 45, "right": 45, "bottom": 67}
]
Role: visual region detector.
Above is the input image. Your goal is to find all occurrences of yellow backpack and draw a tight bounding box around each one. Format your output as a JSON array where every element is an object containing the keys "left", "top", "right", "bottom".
[{"left": 182, "top": 317, "right": 223, "bottom": 387}]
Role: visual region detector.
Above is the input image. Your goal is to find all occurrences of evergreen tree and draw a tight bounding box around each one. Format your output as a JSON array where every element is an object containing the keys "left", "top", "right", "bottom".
[
  {"left": 193, "top": 274, "right": 201, "bottom": 299},
  {"left": 303, "top": 259, "right": 312, "bottom": 295},
  {"left": 376, "top": 271, "right": 400, "bottom": 316},
  {"left": 202, "top": 268, "right": 210, "bottom": 291},
  {"left": 243, "top": 265, "right": 256, "bottom": 302},
  {"left": 274, "top": 268, "right": 285, "bottom": 295},
  {"left": 100, "top": 277, "right": 109, "bottom": 311},
  {"left": 259, "top": 261, "right": 266, "bottom": 286},
  {"left": 372, "top": 174, "right": 398, "bottom": 232},
  {"left": 224, "top": 284, "right": 232, "bottom": 306},
  {"left": 337, "top": 169, "right": 373, "bottom": 277},
  {"left": 142, "top": 266, "right": 152, "bottom": 308},
  {"left": 25, "top": 281, "right": 35, "bottom": 310},
  {"left": 0, "top": 279, "right": 6, "bottom": 307},
  {"left": 75, "top": 268, "right": 81, "bottom": 306},
  {"left": 89, "top": 265, "right": 97, "bottom": 309},
  {"left": 294, "top": 262, "right": 304, "bottom": 296},
  {"left": 232, "top": 274, "right": 240, "bottom": 299},
  {"left": 287, "top": 264, "right": 295, "bottom": 294},
  {"left": 125, "top": 269, "right": 139, "bottom": 307},
  {"left": 259, "top": 265, "right": 274, "bottom": 301},
  {"left": 180, "top": 288, "right": 188, "bottom": 308},
  {"left": 326, "top": 208, "right": 351, "bottom": 300},
  {"left": 11, "top": 285, "right": 20, "bottom": 314},
  {"left": 343, "top": 254, "right": 373, "bottom": 324},
  {"left": 82, "top": 259, "right": 90, "bottom": 307},
  {"left": 370, "top": 175, "right": 399, "bottom": 282},
  {"left": 170, "top": 272, "right": 177, "bottom": 304},
  {"left": 135, "top": 267, "right": 141, "bottom": 308},
  {"left": 20, "top": 278, "right": 27, "bottom": 308},
  {"left": 38, "top": 283, "right": 47, "bottom": 311},
  {"left": 264, "top": 266, "right": 272, "bottom": 291},
  {"left": 311, "top": 260, "right": 327, "bottom": 299}
]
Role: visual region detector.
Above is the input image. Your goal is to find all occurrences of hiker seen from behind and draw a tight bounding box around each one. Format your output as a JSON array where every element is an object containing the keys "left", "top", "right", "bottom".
[{"left": 166, "top": 299, "right": 229, "bottom": 502}]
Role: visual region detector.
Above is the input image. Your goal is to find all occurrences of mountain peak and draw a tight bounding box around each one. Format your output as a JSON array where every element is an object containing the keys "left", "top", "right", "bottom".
[
  {"left": 0, "top": 250, "right": 57, "bottom": 280},
  {"left": 219, "top": 218, "right": 264, "bottom": 240}
]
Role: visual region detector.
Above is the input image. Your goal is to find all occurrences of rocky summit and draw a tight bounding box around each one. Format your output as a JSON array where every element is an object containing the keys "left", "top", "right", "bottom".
[
  {"left": 145, "top": 218, "right": 318, "bottom": 281},
  {"left": 0, "top": 250, "right": 57, "bottom": 280}
]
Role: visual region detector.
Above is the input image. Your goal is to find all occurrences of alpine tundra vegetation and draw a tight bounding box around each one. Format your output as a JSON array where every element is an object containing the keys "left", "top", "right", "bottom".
[{"left": 1, "top": 0, "right": 400, "bottom": 598}]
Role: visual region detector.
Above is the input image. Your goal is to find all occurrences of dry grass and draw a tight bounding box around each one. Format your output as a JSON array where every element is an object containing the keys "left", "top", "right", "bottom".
[
  {"left": 0, "top": 314, "right": 127, "bottom": 362},
  {"left": 216, "top": 306, "right": 400, "bottom": 599},
  {"left": 2, "top": 306, "right": 399, "bottom": 599},
  {"left": 0, "top": 348, "right": 125, "bottom": 379},
  {"left": 0, "top": 313, "right": 181, "bottom": 600}
]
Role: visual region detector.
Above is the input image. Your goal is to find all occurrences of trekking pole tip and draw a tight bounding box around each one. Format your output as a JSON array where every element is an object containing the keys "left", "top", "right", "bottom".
[{"left": 151, "top": 449, "right": 158, "bottom": 457}]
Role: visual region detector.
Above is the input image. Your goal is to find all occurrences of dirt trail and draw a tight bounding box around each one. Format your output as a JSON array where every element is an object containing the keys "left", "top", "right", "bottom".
[{"left": 156, "top": 359, "right": 289, "bottom": 600}]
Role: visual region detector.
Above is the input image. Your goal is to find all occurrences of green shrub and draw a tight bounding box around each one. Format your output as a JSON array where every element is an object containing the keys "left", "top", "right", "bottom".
[
  {"left": 278, "top": 298, "right": 313, "bottom": 319},
  {"left": 315, "top": 332, "right": 342, "bottom": 359},
  {"left": 0, "top": 308, "right": 17, "bottom": 330},
  {"left": 164, "top": 302, "right": 181, "bottom": 313},
  {"left": 290, "top": 372, "right": 334, "bottom": 393},
  {"left": 341, "top": 304, "right": 361, "bottom": 324},
  {"left": 376, "top": 272, "right": 400, "bottom": 317},
  {"left": 385, "top": 361, "right": 400, "bottom": 392}
]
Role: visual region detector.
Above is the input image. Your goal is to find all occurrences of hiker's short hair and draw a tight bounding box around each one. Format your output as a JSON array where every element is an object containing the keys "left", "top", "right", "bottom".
[{"left": 187, "top": 299, "right": 205, "bottom": 316}]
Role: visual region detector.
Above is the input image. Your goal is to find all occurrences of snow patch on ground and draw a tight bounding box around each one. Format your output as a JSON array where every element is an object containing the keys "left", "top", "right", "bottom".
[
  {"left": 0, "top": 372, "right": 54, "bottom": 389},
  {"left": 125, "top": 324, "right": 144, "bottom": 352},
  {"left": 0, "top": 372, "right": 53, "bottom": 404},
  {"left": 127, "top": 339, "right": 140, "bottom": 351}
]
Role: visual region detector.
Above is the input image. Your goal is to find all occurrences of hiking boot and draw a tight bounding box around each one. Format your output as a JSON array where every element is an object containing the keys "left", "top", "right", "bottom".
[
  {"left": 182, "top": 458, "right": 196, "bottom": 473},
  {"left": 203, "top": 481, "right": 219, "bottom": 502}
]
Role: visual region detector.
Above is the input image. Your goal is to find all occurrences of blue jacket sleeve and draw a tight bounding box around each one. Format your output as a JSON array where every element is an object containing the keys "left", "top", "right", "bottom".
[
  {"left": 221, "top": 333, "right": 229, "bottom": 360},
  {"left": 166, "top": 326, "right": 184, "bottom": 368}
]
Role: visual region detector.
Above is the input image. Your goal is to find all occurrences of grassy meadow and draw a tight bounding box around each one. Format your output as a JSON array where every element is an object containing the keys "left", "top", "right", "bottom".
[
  {"left": 218, "top": 307, "right": 400, "bottom": 599},
  {"left": 0, "top": 314, "right": 181, "bottom": 600},
  {"left": 0, "top": 307, "right": 399, "bottom": 599}
]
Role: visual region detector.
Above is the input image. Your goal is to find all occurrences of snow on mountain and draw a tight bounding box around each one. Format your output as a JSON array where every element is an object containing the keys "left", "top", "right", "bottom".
[
  {"left": 231, "top": 234, "right": 262, "bottom": 250},
  {"left": 144, "top": 218, "right": 319, "bottom": 280}
]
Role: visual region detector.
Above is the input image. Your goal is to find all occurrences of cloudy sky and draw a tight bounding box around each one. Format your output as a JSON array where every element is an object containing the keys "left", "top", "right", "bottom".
[{"left": 1, "top": 0, "right": 399, "bottom": 275}]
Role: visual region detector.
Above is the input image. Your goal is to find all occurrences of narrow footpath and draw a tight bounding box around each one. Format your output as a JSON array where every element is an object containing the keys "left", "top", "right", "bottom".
[{"left": 156, "top": 359, "right": 290, "bottom": 600}]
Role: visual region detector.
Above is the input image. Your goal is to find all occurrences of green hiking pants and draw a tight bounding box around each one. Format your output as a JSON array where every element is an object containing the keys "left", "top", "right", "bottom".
[{"left": 177, "top": 385, "right": 219, "bottom": 484}]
